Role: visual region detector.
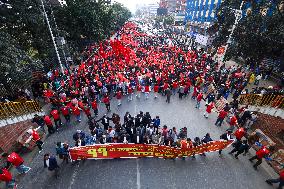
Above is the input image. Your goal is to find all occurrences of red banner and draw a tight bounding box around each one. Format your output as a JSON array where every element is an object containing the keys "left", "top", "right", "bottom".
[{"left": 69, "top": 140, "right": 234, "bottom": 160}]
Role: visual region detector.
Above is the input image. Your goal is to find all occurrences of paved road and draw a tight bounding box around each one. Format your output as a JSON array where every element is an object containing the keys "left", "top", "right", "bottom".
[{"left": 17, "top": 93, "right": 277, "bottom": 189}]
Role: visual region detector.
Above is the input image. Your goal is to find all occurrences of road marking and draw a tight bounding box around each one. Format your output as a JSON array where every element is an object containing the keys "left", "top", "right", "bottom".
[
  {"left": 68, "top": 162, "right": 80, "bottom": 189},
  {"left": 136, "top": 159, "right": 141, "bottom": 189}
]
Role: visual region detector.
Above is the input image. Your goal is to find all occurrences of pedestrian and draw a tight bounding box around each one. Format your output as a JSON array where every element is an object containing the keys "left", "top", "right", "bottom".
[
  {"left": 136, "top": 84, "right": 142, "bottom": 98},
  {"left": 72, "top": 105, "right": 81, "bottom": 122},
  {"left": 44, "top": 153, "right": 60, "bottom": 179},
  {"left": 229, "top": 140, "right": 249, "bottom": 159},
  {"left": 55, "top": 142, "right": 69, "bottom": 164},
  {"left": 0, "top": 168, "right": 16, "bottom": 189},
  {"left": 195, "top": 92, "right": 203, "bottom": 109},
  {"left": 44, "top": 115, "right": 55, "bottom": 134},
  {"left": 165, "top": 88, "right": 172, "bottom": 103},
  {"left": 2, "top": 152, "right": 31, "bottom": 174},
  {"left": 83, "top": 104, "right": 92, "bottom": 119},
  {"left": 32, "top": 114, "right": 45, "bottom": 133},
  {"left": 204, "top": 102, "right": 214, "bottom": 118},
  {"left": 144, "top": 84, "right": 150, "bottom": 99},
  {"left": 215, "top": 109, "right": 228, "bottom": 127},
  {"left": 228, "top": 114, "right": 238, "bottom": 131},
  {"left": 102, "top": 94, "right": 111, "bottom": 112},
  {"left": 254, "top": 74, "right": 262, "bottom": 85},
  {"left": 98, "top": 115, "right": 112, "bottom": 130},
  {"left": 178, "top": 85, "right": 184, "bottom": 99},
  {"left": 219, "top": 130, "right": 233, "bottom": 155},
  {"left": 249, "top": 145, "right": 275, "bottom": 170},
  {"left": 91, "top": 99, "right": 99, "bottom": 116},
  {"left": 73, "top": 130, "right": 86, "bottom": 146},
  {"left": 201, "top": 133, "right": 213, "bottom": 156},
  {"left": 154, "top": 84, "right": 159, "bottom": 98},
  {"left": 152, "top": 116, "right": 160, "bottom": 134},
  {"left": 26, "top": 128, "right": 44, "bottom": 153},
  {"left": 265, "top": 169, "right": 284, "bottom": 189},
  {"left": 234, "top": 127, "right": 247, "bottom": 142},
  {"left": 50, "top": 107, "right": 62, "bottom": 131},
  {"left": 127, "top": 85, "right": 133, "bottom": 101},
  {"left": 114, "top": 90, "right": 122, "bottom": 106},
  {"left": 60, "top": 104, "right": 71, "bottom": 127}
]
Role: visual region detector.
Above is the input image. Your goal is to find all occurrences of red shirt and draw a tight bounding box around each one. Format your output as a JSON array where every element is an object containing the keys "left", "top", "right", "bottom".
[
  {"left": 91, "top": 100, "right": 98, "bottom": 109},
  {"left": 50, "top": 109, "right": 60, "bottom": 120},
  {"left": 32, "top": 130, "right": 40, "bottom": 141},
  {"left": 116, "top": 91, "right": 122, "bottom": 99},
  {"left": 44, "top": 115, "right": 53, "bottom": 126},
  {"left": 145, "top": 85, "right": 150, "bottom": 92},
  {"left": 0, "top": 168, "right": 12, "bottom": 182},
  {"left": 230, "top": 116, "right": 238, "bottom": 126},
  {"left": 83, "top": 106, "right": 91, "bottom": 116},
  {"left": 197, "top": 93, "right": 203, "bottom": 101},
  {"left": 127, "top": 87, "right": 133, "bottom": 94},
  {"left": 154, "top": 85, "right": 159, "bottom": 92},
  {"left": 234, "top": 128, "right": 245, "bottom": 140},
  {"left": 256, "top": 146, "right": 270, "bottom": 159},
  {"left": 137, "top": 85, "right": 142, "bottom": 91},
  {"left": 103, "top": 96, "right": 110, "bottom": 104},
  {"left": 7, "top": 152, "right": 24, "bottom": 167},
  {"left": 61, "top": 106, "right": 70, "bottom": 116},
  {"left": 72, "top": 106, "right": 81, "bottom": 116},
  {"left": 280, "top": 170, "right": 284, "bottom": 181},
  {"left": 218, "top": 110, "right": 228, "bottom": 119},
  {"left": 206, "top": 103, "right": 214, "bottom": 113},
  {"left": 172, "top": 82, "right": 178, "bottom": 89}
]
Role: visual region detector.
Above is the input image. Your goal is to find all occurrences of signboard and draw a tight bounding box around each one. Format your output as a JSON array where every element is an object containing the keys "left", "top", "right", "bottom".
[
  {"left": 69, "top": 140, "right": 234, "bottom": 160},
  {"left": 195, "top": 34, "right": 208, "bottom": 46}
]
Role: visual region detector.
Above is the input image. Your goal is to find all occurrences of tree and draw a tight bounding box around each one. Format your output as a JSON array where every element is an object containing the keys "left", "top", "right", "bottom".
[{"left": 211, "top": 0, "right": 284, "bottom": 62}]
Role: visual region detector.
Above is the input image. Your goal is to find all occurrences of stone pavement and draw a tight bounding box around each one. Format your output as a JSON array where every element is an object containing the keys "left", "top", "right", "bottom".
[{"left": 11, "top": 92, "right": 279, "bottom": 189}]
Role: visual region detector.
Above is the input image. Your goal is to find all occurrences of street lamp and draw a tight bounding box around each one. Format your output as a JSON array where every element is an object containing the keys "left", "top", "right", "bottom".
[
  {"left": 39, "top": 0, "right": 64, "bottom": 75},
  {"left": 221, "top": 1, "right": 244, "bottom": 63}
]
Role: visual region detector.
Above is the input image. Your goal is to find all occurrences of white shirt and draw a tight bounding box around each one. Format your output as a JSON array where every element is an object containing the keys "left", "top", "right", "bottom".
[{"left": 45, "top": 159, "right": 50, "bottom": 167}]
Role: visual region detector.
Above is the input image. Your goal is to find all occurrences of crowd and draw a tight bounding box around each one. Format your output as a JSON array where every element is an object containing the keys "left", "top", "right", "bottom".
[{"left": 1, "top": 21, "right": 283, "bottom": 188}]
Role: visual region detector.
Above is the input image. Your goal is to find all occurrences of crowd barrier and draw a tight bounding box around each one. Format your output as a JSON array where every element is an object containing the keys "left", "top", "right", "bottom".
[
  {"left": 0, "top": 101, "right": 42, "bottom": 120},
  {"left": 239, "top": 94, "right": 284, "bottom": 109}
]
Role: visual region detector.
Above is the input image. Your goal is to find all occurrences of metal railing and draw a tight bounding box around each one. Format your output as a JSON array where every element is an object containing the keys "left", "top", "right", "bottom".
[
  {"left": 239, "top": 94, "right": 284, "bottom": 109},
  {"left": 0, "top": 101, "right": 42, "bottom": 120}
]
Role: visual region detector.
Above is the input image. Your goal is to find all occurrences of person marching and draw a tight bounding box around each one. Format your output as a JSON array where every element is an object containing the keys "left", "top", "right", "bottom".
[
  {"left": 196, "top": 92, "right": 203, "bottom": 109},
  {"left": 215, "top": 109, "right": 228, "bottom": 127},
  {"left": 72, "top": 105, "right": 81, "bottom": 123},
  {"left": 265, "top": 169, "right": 284, "bottom": 189},
  {"left": 154, "top": 84, "right": 159, "bottom": 98},
  {"left": 204, "top": 102, "right": 214, "bottom": 118},
  {"left": 91, "top": 98, "right": 99, "bottom": 116},
  {"left": 144, "top": 84, "right": 150, "bottom": 99},
  {"left": 219, "top": 130, "right": 233, "bottom": 155},
  {"left": 127, "top": 85, "right": 133, "bottom": 101},
  {"left": 2, "top": 152, "right": 31, "bottom": 174},
  {"left": 26, "top": 128, "right": 44, "bottom": 153},
  {"left": 229, "top": 140, "right": 249, "bottom": 159},
  {"left": 249, "top": 145, "right": 275, "bottom": 170},
  {"left": 43, "top": 115, "right": 55, "bottom": 134},
  {"left": 50, "top": 107, "right": 62, "bottom": 131},
  {"left": 102, "top": 94, "right": 111, "bottom": 112},
  {"left": 60, "top": 104, "right": 71, "bottom": 127},
  {"left": 0, "top": 168, "right": 16, "bottom": 189},
  {"left": 136, "top": 84, "right": 142, "bottom": 98},
  {"left": 114, "top": 90, "right": 122, "bottom": 106}
]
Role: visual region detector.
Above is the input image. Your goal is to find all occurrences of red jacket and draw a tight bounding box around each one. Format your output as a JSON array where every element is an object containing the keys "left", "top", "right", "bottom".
[
  {"left": 72, "top": 106, "right": 81, "bottom": 116},
  {"left": 197, "top": 93, "right": 203, "bottom": 101},
  {"left": 61, "top": 106, "right": 70, "bottom": 116},
  {"left": 7, "top": 152, "right": 24, "bottom": 167},
  {"left": 234, "top": 128, "right": 245, "bottom": 140},
  {"left": 127, "top": 87, "right": 133, "bottom": 94},
  {"left": 83, "top": 106, "right": 91, "bottom": 116},
  {"left": 116, "top": 91, "right": 122, "bottom": 99},
  {"left": 172, "top": 82, "right": 178, "bottom": 89},
  {"left": 44, "top": 115, "right": 53, "bottom": 126},
  {"left": 280, "top": 170, "right": 284, "bottom": 181},
  {"left": 0, "top": 168, "right": 12, "bottom": 182},
  {"left": 145, "top": 85, "right": 150, "bottom": 92},
  {"left": 229, "top": 116, "right": 238, "bottom": 126},
  {"left": 103, "top": 96, "right": 110, "bottom": 104},
  {"left": 91, "top": 100, "right": 98, "bottom": 109},
  {"left": 256, "top": 146, "right": 270, "bottom": 159},
  {"left": 50, "top": 109, "right": 60, "bottom": 120},
  {"left": 32, "top": 129, "right": 40, "bottom": 141},
  {"left": 218, "top": 110, "right": 228, "bottom": 119},
  {"left": 154, "top": 85, "right": 159, "bottom": 92},
  {"left": 137, "top": 85, "right": 142, "bottom": 92},
  {"left": 206, "top": 103, "right": 214, "bottom": 113}
]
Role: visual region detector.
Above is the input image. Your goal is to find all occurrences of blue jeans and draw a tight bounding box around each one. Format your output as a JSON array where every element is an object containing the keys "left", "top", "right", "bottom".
[
  {"left": 196, "top": 101, "right": 200, "bottom": 109},
  {"left": 76, "top": 115, "right": 81, "bottom": 122},
  {"left": 16, "top": 164, "right": 31, "bottom": 174}
]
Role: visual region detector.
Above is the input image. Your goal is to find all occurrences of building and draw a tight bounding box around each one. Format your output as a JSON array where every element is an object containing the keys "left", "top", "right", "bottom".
[
  {"left": 159, "top": 0, "right": 186, "bottom": 14},
  {"left": 148, "top": 3, "right": 160, "bottom": 15},
  {"left": 185, "top": 0, "right": 222, "bottom": 23}
]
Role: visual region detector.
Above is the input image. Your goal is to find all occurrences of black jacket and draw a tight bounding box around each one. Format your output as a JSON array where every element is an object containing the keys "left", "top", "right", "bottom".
[{"left": 44, "top": 156, "right": 59, "bottom": 171}]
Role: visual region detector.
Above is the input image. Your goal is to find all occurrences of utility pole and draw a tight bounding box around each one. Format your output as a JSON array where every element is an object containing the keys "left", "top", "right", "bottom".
[
  {"left": 40, "top": 0, "right": 64, "bottom": 75},
  {"left": 221, "top": 1, "right": 244, "bottom": 63}
]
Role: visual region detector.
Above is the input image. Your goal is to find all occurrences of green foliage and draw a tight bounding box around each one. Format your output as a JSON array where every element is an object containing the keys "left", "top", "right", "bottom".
[{"left": 211, "top": 0, "right": 284, "bottom": 62}]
